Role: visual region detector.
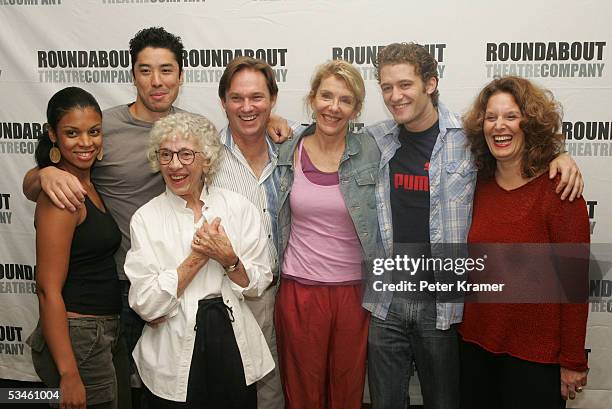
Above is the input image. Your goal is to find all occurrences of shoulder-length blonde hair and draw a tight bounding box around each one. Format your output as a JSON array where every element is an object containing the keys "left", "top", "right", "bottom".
[{"left": 307, "top": 59, "right": 366, "bottom": 117}]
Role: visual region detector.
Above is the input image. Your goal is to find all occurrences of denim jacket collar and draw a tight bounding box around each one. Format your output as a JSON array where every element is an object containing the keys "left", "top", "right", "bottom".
[{"left": 277, "top": 123, "right": 361, "bottom": 168}]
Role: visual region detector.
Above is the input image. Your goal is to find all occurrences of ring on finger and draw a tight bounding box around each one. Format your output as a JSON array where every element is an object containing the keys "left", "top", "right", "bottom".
[{"left": 194, "top": 237, "right": 201, "bottom": 245}]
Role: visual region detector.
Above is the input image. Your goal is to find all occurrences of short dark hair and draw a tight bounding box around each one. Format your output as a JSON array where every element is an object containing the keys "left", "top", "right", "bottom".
[
  {"left": 463, "top": 76, "right": 565, "bottom": 179},
  {"left": 129, "top": 27, "right": 184, "bottom": 75},
  {"left": 375, "top": 42, "right": 439, "bottom": 106},
  {"left": 35, "top": 87, "right": 102, "bottom": 168},
  {"left": 218, "top": 57, "right": 278, "bottom": 100}
]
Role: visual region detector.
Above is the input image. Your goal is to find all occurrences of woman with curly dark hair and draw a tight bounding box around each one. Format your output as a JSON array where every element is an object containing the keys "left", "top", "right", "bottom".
[
  {"left": 459, "top": 76, "right": 589, "bottom": 409},
  {"left": 463, "top": 76, "right": 566, "bottom": 181}
]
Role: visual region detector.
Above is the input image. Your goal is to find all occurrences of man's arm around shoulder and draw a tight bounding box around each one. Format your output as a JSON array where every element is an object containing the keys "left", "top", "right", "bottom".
[{"left": 22, "top": 166, "right": 86, "bottom": 212}]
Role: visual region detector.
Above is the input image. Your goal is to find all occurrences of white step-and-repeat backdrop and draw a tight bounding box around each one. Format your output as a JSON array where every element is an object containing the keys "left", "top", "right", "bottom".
[{"left": 1, "top": 1, "right": 611, "bottom": 407}]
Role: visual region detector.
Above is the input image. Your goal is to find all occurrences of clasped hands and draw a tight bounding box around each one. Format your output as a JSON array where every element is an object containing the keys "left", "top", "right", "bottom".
[
  {"left": 148, "top": 217, "right": 237, "bottom": 328},
  {"left": 191, "top": 217, "right": 237, "bottom": 268}
]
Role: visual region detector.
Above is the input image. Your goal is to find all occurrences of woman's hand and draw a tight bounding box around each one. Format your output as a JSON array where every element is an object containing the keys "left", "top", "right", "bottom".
[
  {"left": 193, "top": 217, "right": 250, "bottom": 287},
  {"left": 192, "top": 217, "right": 237, "bottom": 268},
  {"left": 560, "top": 367, "right": 588, "bottom": 400},
  {"left": 59, "top": 371, "right": 87, "bottom": 409}
]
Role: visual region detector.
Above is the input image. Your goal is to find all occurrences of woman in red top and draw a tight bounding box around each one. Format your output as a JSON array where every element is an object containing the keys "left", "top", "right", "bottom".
[{"left": 459, "top": 76, "right": 589, "bottom": 409}]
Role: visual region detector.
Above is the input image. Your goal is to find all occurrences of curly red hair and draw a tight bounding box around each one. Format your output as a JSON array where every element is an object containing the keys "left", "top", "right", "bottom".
[{"left": 463, "top": 76, "right": 565, "bottom": 179}]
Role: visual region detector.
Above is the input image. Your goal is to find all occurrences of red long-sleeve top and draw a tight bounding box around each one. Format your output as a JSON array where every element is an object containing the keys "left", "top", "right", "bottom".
[{"left": 459, "top": 173, "right": 589, "bottom": 372}]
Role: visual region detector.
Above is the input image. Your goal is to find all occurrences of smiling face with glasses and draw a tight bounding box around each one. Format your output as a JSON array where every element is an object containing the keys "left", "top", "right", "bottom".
[
  {"left": 156, "top": 148, "right": 204, "bottom": 165},
  {"left": 157, "top": 137, "right": 209, "bottom": 202}
]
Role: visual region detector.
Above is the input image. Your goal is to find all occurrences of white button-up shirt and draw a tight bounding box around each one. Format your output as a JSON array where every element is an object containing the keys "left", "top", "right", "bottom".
[{"left": 124, "top": 186, "right": 274, "bottom": 402}]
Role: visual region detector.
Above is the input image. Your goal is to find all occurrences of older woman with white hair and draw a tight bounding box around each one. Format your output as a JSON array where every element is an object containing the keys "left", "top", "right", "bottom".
[{"left": 124, "top": 112, "right": 273, "bottom": 409}]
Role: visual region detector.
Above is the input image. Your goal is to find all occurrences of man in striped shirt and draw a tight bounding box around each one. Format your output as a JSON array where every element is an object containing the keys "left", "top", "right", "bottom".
[{"left": 211, "top": 56, "right": 285, "bottom": 409}]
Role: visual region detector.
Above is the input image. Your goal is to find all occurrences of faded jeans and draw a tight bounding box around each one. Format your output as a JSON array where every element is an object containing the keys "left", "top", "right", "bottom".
[{"left": 368, "top": 299, "right": 459, "bottom": 409}]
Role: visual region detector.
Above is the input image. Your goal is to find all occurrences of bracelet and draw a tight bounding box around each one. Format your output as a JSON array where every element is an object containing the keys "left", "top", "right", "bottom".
[{"left": 225, "top": 257, "right": 240, "bottom": 272}]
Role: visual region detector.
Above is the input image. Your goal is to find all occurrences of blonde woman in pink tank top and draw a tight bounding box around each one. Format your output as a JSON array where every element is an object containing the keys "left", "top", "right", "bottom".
[{"left": 275, "top": 60, "right": 381, "bottom": 409}]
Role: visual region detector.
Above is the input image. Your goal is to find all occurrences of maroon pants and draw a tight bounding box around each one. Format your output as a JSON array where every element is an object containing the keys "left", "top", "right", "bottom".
[{"left": 275, "top": 278, "right": 369, "bottom": 409}]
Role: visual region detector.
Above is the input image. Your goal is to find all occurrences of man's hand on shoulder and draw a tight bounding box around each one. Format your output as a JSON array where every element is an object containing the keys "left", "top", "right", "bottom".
[
  {"left": 40, "top": 166, "right": 87, "bottom": 212},
  {"left": 267, "top": 114, "right": 293, "bottom": 143},
  {"left": 549, "top": 152, "right": 583, "bottom": 201}
]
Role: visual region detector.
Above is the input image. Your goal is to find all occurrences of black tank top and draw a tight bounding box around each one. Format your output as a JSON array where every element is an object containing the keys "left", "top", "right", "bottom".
[{"left": 62, "top": 195, "right": 122, "bottom": 315}]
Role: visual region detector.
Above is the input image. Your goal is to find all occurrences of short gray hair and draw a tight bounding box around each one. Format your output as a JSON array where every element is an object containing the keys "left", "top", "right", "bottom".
[{"left": 147, "top": 113, "right": 223, "bottom": 186}]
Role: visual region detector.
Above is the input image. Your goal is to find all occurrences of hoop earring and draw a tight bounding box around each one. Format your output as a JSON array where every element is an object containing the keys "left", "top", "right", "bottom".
[
  {"left": 97, "top": 147, "right": 104, "bottom": 161},
  {"left": 49, "top": 143, "right": 61, "bottom": 164}
]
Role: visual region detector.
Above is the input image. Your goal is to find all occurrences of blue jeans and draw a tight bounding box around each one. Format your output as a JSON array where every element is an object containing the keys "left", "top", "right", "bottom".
[{"left": 368, "top": 300, "right": 459, "bottom": 409}]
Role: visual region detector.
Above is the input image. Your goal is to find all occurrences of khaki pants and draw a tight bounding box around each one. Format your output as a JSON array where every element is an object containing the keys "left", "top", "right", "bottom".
[
  {"left": 245, "top": 284, "right": 285, "bottom": 409},
  {"left": 27, "top": 316, "right": 129, "bottom": 408}
]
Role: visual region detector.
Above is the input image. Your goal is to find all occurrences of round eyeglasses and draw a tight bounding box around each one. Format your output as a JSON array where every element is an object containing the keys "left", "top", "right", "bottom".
[{"left": 155, "top": 148, "right": 203, "bottom": 165}]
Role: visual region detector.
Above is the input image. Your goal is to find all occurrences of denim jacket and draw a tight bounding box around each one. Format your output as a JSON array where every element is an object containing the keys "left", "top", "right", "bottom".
[
  {"left": 276, "top": 124, "right": 382, "bottom": 274},
  {"left": 363, "top": 102, "right": 477, "bottom": 329}
]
